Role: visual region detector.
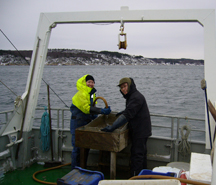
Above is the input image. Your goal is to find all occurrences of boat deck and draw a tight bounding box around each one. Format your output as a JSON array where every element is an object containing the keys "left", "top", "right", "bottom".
[
  {"left": 0, "top": 162, "right": 131, "bottom": 185},
  {"left": 1, "top": 163, "right": 71, "bottom": 185}
]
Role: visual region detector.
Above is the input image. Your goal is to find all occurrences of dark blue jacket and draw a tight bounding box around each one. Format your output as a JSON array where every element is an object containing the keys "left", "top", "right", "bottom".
[{"left": 122, "top": 78, "right": 152, "bottom": 138}]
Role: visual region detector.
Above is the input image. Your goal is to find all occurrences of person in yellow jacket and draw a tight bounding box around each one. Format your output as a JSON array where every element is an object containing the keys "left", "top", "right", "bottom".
[{"left": 70, "top": 74, "right": 111, "bottom": 169}]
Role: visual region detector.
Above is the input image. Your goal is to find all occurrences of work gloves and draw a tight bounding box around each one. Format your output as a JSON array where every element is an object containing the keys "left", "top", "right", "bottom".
[
  {"left": 90, "top": 106, "right": 111, "bottom": 115},
  {"left": 101, "top": 106, "right": 111, "bottom": 115},
  {"left": 101, "top": 114, "right": 127, "bottom": 132}
]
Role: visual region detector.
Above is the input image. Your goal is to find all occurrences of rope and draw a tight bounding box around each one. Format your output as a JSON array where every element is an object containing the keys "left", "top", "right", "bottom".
[
  {"left": 32, "top": 163, "right": 71, "bottom": 185},
  {"left": 0, "top": 29, "right": 69, "bottom": 108},
  {"left": 93, "top": 96, "right": 108, "bottom": 108},
  {"left": 40, "top": 107, "right": 50, "bottom": 152},
  {"left": 178, "top": 125, "right": 191, "bottom": 157}
]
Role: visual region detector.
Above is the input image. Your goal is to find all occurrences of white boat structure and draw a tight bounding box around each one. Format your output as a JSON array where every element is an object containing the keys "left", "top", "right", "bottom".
[{"left": 0, "top": 7, "right": 216, "bottom": 184}]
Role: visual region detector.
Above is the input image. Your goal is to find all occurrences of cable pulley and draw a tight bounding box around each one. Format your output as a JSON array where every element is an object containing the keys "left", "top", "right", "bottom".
[{"left": 118, "top": 20, "right": 127, "bottom": 50}]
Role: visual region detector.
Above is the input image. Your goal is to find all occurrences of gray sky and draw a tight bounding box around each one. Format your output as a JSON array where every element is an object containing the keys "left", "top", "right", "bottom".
[{"left": 1, "top": 0, "right": 216, "bottom": 59}]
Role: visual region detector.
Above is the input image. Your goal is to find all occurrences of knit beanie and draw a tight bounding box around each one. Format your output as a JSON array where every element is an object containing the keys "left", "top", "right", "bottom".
[{"left": 86, "top": 75, "right": 95, "bottom": 83}]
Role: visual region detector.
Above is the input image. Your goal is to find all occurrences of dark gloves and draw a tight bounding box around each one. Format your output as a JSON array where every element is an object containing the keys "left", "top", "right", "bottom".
[
  {"left": 90, "top": 106, "right": 101, "bottom": 114},
  {"left": 101, "top": 125, "right": 113, "bottom": 132},
  {"left": 90, "top": 106, "right": 111, "bottom": 115},
  {"left": 101, "top": 106, "right": 111, "bottom": 115},
  {"left": 101, "top": 114, "right": 127, "bottom": 132}
]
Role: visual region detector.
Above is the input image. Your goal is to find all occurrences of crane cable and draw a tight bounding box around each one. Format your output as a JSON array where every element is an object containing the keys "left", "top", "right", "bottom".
[
  {"left": 0, "top": 29, "right": 69, "bottom": 108},
  {"left": 0, "top": 80, "right": 18, "bottom": 97}
]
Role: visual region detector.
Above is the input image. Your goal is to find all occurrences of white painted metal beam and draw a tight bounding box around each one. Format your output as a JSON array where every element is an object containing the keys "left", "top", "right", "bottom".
[
  {"left": 42, "top": 8, "right": 213, "bottom": 25},
  {"left": 202, "top": 10, "right": 216, "bottom": 151}
]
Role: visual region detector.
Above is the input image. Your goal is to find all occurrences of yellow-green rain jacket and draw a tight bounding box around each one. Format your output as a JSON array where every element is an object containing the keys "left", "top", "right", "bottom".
[{"left": 72, "top": 74, "right": 97, "bottom": 114}]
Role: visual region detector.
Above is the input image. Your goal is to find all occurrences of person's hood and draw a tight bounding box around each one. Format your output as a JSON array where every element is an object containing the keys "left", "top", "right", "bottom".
[
  {"left": 120, "top": 78, "right": 137, "bottom": 99},
  {"left": 76, "top": 74, "right": 95, "bottom": 94}
]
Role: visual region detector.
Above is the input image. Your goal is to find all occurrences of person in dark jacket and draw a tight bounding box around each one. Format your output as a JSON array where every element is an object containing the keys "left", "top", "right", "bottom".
[{"left": 101, "top": 77, "right": 152, "bottom": 176}]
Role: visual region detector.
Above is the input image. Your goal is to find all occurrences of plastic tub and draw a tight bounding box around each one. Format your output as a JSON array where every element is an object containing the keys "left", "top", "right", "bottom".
[
  {"left": 138, "top": 169, "right": 177, "bottom": 178},
  {"left": 57, "top": 166, "right": 104, "bottom": 185}
]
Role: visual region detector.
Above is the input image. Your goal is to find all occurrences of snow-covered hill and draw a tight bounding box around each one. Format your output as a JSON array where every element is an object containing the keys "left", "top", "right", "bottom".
[{"left": 0, "top": 49, "right": 204, "bottom": 66}]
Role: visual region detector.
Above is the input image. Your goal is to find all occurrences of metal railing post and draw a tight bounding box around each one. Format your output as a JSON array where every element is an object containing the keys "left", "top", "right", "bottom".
[
  {"left": 62, "top": 110, "right": 64, "bottom": 129},
  {"left": 174, "top": 118, "right": 180, "bottom": 161},
  {"left": 57, "top": 109, "right": 60, "bottom": 129},
  {"left": 5, "top": 112, "right": 8, "bottom": 122},
  {"left": 171, "top": 117, "right": 174, "bottom": 139}
]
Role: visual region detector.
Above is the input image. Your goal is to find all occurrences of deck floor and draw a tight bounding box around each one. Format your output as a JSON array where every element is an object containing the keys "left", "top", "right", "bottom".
[
  {"left": 1, "top": 163, "right": 71, "bottom": 185},
  {"left": 0, "top": 163, "right": 131, "bottom": 185}
]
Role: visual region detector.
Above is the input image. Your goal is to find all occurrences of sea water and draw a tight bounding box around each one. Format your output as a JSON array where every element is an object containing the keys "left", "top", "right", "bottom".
[{"left": 0, "top": 65, "right": 205, "bottom": 139}]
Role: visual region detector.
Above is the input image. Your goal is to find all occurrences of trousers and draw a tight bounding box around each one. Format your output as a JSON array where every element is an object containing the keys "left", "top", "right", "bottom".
[
  {"left": 130, "top": 137, "right": 148, "bottom": 176},
  {"left": 70, "top": 104, "right": 96, "bottom": 169},
  {"left": 70, "top": 117, "right": 90, "bottom": 169}
]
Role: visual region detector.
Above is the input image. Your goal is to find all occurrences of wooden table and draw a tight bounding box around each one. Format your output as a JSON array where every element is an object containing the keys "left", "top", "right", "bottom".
[{"left": 80, "top": 148, "right": 119, "bottom": 179}]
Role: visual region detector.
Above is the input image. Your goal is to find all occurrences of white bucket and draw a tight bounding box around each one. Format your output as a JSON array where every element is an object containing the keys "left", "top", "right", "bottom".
[{"left": 99, "top": 179, "right": 181, "bottom": 185}]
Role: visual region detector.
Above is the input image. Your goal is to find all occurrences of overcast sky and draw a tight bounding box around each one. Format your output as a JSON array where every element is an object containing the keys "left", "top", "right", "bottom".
[{"left": 1, "top": 0, "right": 216, "bottom": 59}]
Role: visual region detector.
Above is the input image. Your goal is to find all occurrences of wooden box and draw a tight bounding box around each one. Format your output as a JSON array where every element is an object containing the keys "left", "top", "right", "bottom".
[{"left": 75, "top": 113, "right": 129, "bottom": 152}]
